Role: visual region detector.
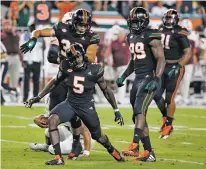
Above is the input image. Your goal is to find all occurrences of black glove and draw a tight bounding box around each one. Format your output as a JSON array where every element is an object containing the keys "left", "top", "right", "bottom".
[
  {"left": 20, "top": 37, "right": 37, "bottom": 54},
  {"left": 24, "top": 96, "right": 41, "bottom": 108},
  {"left": 114, "top": 110, "right": 124, "bottom": 126},
  {"left": 167, "top": 64, "right": 182, "bottom": 79},
  {"left": 145, "top": 77, "right": 160, "bottom": 93},
  {"left": 116, "top": 77, "right": 125, "bottom": 87}
]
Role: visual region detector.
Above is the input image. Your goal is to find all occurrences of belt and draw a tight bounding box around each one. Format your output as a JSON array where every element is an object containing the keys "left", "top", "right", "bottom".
[
  {"left": 166, "top": 59, "right": 179, "bottom": 64},
  {"left": 7, "top": 53, "right": 18, "bottom": 55}
]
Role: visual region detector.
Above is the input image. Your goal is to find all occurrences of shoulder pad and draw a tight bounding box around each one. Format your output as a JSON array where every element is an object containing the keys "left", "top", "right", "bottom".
[
  {"left": 53, "top": 22, "right": 65, "bottom": 31},
  {"left": 148, "top": 29, "right": 161, "bottom": 40},
  {"left": 59, "top": 59, "right": 71, "bottom": 74},
  {"left": 89, "top": 32, "right": 100, "bottom": 44},
  {"left": 88, "top": 63, "right": 104, "bottom": 80},
  {"left": 175, "top": 25, "right": 189, "bottom": 37}
]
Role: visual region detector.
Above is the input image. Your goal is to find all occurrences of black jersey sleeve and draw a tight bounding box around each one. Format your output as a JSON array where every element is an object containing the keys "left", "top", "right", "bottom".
[
  {"left": 89, "top": 32, "right": 100, "bottom": 45},
  {"left": 175, "top": 27, "right": 190, "bottom": 49},
  {"left": 52, "top": 21, "right": 64, "bottom": 36},
  {"left": 148, "top": 29, "right": 162, "bottom": 41},
  {"left": 87, "top": 63, "right": 104, "bottom": 82},
  {"left": 47, "top": 44, "right": 60, "bottom": 64}
]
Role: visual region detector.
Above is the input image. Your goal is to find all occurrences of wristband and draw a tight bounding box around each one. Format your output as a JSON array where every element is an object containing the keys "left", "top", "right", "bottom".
[
  {"left": 83, "top": 150, "right": 90, "bottom": 156},
  {"left": 114, "top": 109, "right": 119, "bottom": 112}
]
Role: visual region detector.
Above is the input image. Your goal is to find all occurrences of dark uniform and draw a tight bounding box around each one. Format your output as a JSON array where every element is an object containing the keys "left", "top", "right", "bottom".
[
  {"left": 154, "top": 25, "right": 190, "bottom": 104},
  {"left": 48, "top": 22, "right": 100, "bottom": 110},
  {"left": 50, "top": 60, "right": 104, "bottom": 139},
  {"left": 128, "top": 28, "right": 161, "bottom": 116}
]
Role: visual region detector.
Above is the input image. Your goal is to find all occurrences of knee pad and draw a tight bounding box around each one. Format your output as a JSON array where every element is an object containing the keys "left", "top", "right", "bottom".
[
  {"left": 133, "top": 100, "right": 143, "bottom": 115},
  {"left": 71, "top": 116, "right": 82, "bottom": 129},
  {"left": 45, "top": 128, "right": 49, "bottom": 137},
  {"left": 91, "top": 130, "right": 102, "bottom": 140}
]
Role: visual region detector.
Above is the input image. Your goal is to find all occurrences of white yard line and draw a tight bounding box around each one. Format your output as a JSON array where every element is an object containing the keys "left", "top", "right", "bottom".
[
  {"left": 1, "top": 139, "right": 205, "bottom": 165},
  {"left": 1, "top": 114, "right": 32, "bottom": 120},
  {"left": 2, "top": 103, "right": 206, "bottom": 109}
]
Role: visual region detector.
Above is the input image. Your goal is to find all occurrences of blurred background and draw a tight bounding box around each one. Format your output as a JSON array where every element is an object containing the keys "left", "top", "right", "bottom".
[{"left": 1, "top": 0, "right": 206, "bottom": 106}]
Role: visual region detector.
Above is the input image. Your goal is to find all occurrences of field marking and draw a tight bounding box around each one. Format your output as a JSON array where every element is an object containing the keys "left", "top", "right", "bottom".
[
  {"left": 1, "top": 125, "right": 26, "bottom": 128},
  {"left": 1, "top": 114, "right": 32, "bottom": 120},
  {"left": 182, "top": 142, "right": 193, "bottom": 145},
  {"left": 2, "top": 103, "right": 206, "bottom": 109},
  {"left": 1, "top": 139, "right": 205, "bottom": 165}
]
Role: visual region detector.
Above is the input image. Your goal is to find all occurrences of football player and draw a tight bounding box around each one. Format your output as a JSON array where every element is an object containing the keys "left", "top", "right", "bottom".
[
  {"left": 153, "top": 9, "right": 191, "bottom": 139},
  {"left": 30, "top": 113, "right": 94, "bottom": 157},
  {"left": 20, "top": 9, "right": 100, "bottom": 158},
  {"left": 25, "top": 43, "right": 125, "bottom": 165},
  {"left": 116, "top": 7, "right": 165, "bottom": 162}
]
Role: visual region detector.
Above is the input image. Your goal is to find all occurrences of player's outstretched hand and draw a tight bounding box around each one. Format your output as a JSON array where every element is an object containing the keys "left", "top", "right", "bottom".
[
  {"left": 167, "top": 64, "right": 182, "bottom": 79},
  {"left": 114, "top": 111, "right": 124, "bottom": 126},
  {"left": 116, "top": 77, "right": 125, "bottom": 87},
  {"left": 20, "top": 37, "right": 37, "bottom": 54},
  {"left": 145, "top": 77, "right": 160, "bottom": 93},
  {"left": 24, "top": 96, "right": 41, "bottom": 108}
]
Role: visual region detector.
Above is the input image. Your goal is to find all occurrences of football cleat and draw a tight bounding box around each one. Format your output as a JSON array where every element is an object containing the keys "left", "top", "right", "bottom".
[
  {"left": 160, "top": 117, "right": 167, "bottom": 132},
  {"left": 109, "top": 148, "right": 125, "bottom": 162},
  {"left": 132, "top": 150, "right": 156, "bottom": 162},
  {"left": 45, "top": 155, "right": 64, "bottom": 165},
  {"left": 67, "top": 140, "right": 83, "bottom": 160},
  {"left": 159, "top": 125, "right": 173, "bottom": 139},
  {"left": 122, "top": 142, "right": 139, "bottom": 157},
  {"left": 29, "top": 143, "right": 48, "bottom": 152}
]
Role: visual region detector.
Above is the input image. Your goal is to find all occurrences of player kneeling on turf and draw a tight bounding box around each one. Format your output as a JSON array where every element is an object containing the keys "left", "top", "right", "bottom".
[
  {"left": 30, "top": 114, "right": 94, "bottom": 157},
  {"left": 24, "top": 43, "right": 125, "bottom": 165}
]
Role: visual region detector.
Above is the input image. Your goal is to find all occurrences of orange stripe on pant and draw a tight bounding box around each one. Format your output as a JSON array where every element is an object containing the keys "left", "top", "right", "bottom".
[{"left": 170, "top": 67, "right": 185, "bottom": 104}]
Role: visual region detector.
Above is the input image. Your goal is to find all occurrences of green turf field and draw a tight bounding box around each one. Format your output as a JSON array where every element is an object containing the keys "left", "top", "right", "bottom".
[{"left": 1, "top": 106, "right": 206, "bottom": 169}]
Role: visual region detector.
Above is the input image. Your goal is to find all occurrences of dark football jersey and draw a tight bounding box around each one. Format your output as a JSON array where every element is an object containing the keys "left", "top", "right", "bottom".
[
  {"left": 53, "top": 22, "right": 100, "bottom": 58},
  {"left": 55, "top": 60, "right": 104, "bottom": 104},
  {"left": 159, "top": 25, "right": 190, "bottom": 60},
  {"left": 127, "top": 28, "right": 161, "bottom": 76}
]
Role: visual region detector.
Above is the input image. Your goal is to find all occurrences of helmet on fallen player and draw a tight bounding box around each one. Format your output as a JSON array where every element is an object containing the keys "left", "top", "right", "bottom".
[
  {"left": 163, "top": 9, "right": 179, "bottom": 28},
  {"left": 72, "top": 9, "right": 92, "bottom": 35},
  {"left": 66, "top": 43, "right": 88, "bottom": 70},
  {"left": 127, "top": 7, "right": 149, "bottom": 34}
]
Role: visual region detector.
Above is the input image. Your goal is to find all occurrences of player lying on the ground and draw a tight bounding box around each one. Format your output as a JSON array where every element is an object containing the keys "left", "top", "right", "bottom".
[
  {"left": 30, "top": 113, "right": 94, "bottom": 157},
  {"left": 153, "top": 9, "right": 191, "bottom": 139},
  {"left": 24, "top": 43, "right": 125, "bottom": 165},
  {"left": 116, "top": 7, "right": 165, "bottom": 162},
  {"left": 20, "top": 9, "right": 100, "bottom": 158}
]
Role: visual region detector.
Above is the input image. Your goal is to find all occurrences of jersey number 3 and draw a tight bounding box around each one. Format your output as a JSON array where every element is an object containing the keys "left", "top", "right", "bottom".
[
  {"left": 130, "top": 42, "right": 146, "bottom": 60},
  {"left": 73, "top": 76, "right": 85, "bottom": 94}
]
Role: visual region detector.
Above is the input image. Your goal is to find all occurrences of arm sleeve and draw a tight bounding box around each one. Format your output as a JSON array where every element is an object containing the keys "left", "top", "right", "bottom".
[
  {"left": 47, "top": 44, "right": 60, "bottom": 64},
  {"left": 89, "top": 33, "right": 100, "bottom": 45},
  {"left": 52, "top": 22, "right": 62, "bottom": 36},
  {"left": 176, "top": 27, "right": 190, "bottom": 49}
]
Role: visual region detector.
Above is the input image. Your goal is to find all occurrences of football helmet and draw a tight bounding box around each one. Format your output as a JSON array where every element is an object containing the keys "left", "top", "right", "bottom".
[
  {"left": 163, "top": 9, "right": 179, "bottom": 28},
  {"left": 72, "top": 9, "right": 92, "bottom": 35},
  {"left": 66, "top": 43, "right": 87, "bottom": 70},
  {"left": 127, "top": 7, "right": 149, "bottom": 34}
]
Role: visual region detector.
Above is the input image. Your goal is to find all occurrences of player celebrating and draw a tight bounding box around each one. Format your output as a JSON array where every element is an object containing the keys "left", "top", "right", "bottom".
[
  {"left": 116, "top": 7, "right": 165, "bottom": 161},
  {"left": 153, "top": 9, "right": 191, "bottom": 139},
  {"left": 20, "top": 9, "right": 100, "bottom": 158},
  {"left": 25, "top": 43, "right": 125, "bottom": 165}
]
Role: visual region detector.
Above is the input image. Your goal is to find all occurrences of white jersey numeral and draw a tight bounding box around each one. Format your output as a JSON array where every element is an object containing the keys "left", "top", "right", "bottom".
[
  {"left": 61, "top": 39, "right": 71, "bottom": 57},
  {"left": 161, "top": 34, "right": 170, "bottom": 49},
  {"left": 130, "top": 42, "right": 146, "bottom": 60},
  {"left": 73, "top": 76, "right": 85, "bottom": 94}
]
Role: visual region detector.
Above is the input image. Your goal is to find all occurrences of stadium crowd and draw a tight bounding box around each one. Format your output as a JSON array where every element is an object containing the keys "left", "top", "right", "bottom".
[{"left": 1, "top": 0, "right": 206, "bottom": 106}]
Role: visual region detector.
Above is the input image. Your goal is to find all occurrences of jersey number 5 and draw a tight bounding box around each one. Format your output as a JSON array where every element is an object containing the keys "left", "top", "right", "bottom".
[
  {"left": 161, "top": 34, "right": 170, "bottom": 49},
  {"left": 130, "top": 42, "right": 146, "bottom": 60},
  {"left": 73, "top": 76, "right": 85, "bottom": 94}
]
